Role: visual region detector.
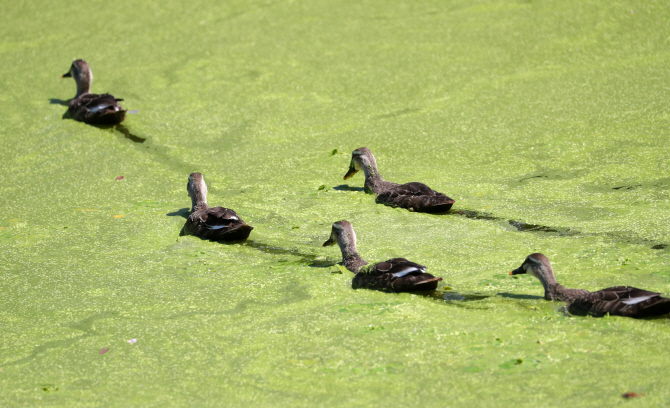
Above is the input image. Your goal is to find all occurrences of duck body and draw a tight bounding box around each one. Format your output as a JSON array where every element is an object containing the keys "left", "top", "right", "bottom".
[
  {"left": 62, "top": 59, "right": 127, "bottom": 125},
  {"left": 68, "top": 93, "right": 126, "bottom": 125},
  {"left": 353, "top": 258, "right": 442, "bottom": 292},
  {"left": 324, "top": 221, "right": 442, "bottom": 292},
  {"left": 370, "top": 180, "right": 454, "bottom": 213},
  {"left": 183, "top": 173, "right": 253, "bottom": 241},
  {"left": 345, "top": 147, "right": 454, "bottom": 213},
  {"left": 511, "top": 253, "right": 670, "bottom": 318},
  {"left": 567, "top": 286, "right": 670, "bottom": 318},
  {"left": 184, "top": 206, "right": 253, "bottom": 241}
]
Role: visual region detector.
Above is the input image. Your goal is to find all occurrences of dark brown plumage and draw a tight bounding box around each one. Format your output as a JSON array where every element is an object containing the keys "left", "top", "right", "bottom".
[
  {"left": 323, "top": 220, "right": 442, "bottom": 292},
  {"left": 353, "top": 258, "right": 442, "bottom": 292},
  {"left": 183, "top": 173, "right": 253, "bottom": 241},
  {"left": 343, "top": 147, "right": 454, "bottom": 213},
  {"left": 511, "top": 253, "right": 670, "bottom": 318},
  {"left": 62, "top": 59, "right": 127, "bottom": 125},
  {"left": 568, "top": 287, "right": 670, "bottom": 318}
]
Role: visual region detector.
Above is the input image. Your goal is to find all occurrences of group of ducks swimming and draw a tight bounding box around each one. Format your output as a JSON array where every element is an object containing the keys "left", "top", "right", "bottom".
[{"left": 62, "top": 59, "right": 670, "bottom": 320}]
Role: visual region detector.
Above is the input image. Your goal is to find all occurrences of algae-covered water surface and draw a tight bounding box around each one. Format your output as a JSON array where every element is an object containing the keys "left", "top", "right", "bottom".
[{"left": 1, "top": 0, "right": 670, "bottom": 406}]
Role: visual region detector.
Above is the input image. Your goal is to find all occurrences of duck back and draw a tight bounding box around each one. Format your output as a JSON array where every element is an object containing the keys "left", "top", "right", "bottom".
[
  {"left": 375, "top": 182, "right": 455, "bottom": 212},
  {"left": 185, "top": 206, "right": 253, "bottom": 241},
  {"left": 568, "top": 286, "right": 670, "bottom": 318},
  {"left": 353, "top": 257, "right": 442, "bottom": 292},
  {"left": 69, "top": 93, "right": 126, "bottom": 125}
]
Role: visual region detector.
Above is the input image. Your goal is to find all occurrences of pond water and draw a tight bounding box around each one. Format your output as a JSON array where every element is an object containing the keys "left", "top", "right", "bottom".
[{"left": 1, "top": 0, "right": 669, "bottom": 406}]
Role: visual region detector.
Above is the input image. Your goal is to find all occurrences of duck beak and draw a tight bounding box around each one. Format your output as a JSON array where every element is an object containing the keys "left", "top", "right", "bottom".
[
  {"left": 322, "top": 237, "right": 335, "bottom": 247},
  {"left": 510, "top": 267, "right": 525, "bottom": 275},
  {"left": 62, "top": 72, "right": 72, "bottom": 78},
  {"left": 343, "top": 163, "right": 358, "bottom": 180}
]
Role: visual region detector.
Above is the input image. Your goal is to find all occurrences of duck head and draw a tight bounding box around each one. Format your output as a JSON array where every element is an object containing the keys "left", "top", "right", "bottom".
[
  {"left": 510, "top": 253, "right": 558, "bottom": 288},
  {"left": 344, "top": 147, "right": 379, "bottom": 180},
  {"left": 62, "top": 59, "right": 93, "bottom": 97},
  {"left": 187, "top": 172, "right": 208, "bottom": 211},
  {"left": 323, "top": 220, "right": 359, "bottom": 257}
]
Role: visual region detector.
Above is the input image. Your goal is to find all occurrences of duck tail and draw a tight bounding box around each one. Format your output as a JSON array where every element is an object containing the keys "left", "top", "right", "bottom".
[
  {"left": 396, "top": 275, "right": 442, "bottom": 292},
  {"left": 224, "top": 224, "right": 254, "bottom": 241},
  {"left": 412, "top": 195, "right": 455, "bottom": 213},
  {"left": 635, "top": 297, "right": 670, "bottom": 318},
  {"left": 86, "top": 109, "right": 126, "bottom": 125}
]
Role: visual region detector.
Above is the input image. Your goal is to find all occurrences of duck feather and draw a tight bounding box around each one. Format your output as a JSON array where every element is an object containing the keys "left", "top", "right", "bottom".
[
  {"left": 567, "top": 286, "right": 670, "bottom": 318},
  {"left": 69, "top": 93, "right": 127, "bottom": 125},
  {"left": 185, "top": 206, "right": 253, "bottom": 241}
]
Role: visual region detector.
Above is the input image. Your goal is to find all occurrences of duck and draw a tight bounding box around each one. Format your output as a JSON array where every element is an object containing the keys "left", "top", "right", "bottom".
[
  {"left": 343, "top": 147, "right": 455, "bottom": 213},
  {"left": 510, "top": 253, "right": 670, "bottom": 318},
  {"left": 323, "top": 220, "right": 442, "bottom": 292},
  {"left": 182, "top": 172, "right": 253, "bottom": 241},
  {"left": 62, "top": 59, "right": 127, "bottom": 125}
]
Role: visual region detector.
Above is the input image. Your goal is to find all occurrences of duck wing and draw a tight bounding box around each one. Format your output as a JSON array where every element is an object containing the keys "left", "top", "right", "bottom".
[
  {"left": 376, "top": 182, "right": 454, "bottom": 213},
  {"left": 69, "top": 93, "right": 127, "bottom": 125},
  {"left": 185, "top": 207, "right": 253, "bottom": 241},
  {"left": 567, "top": 286, "right": 670, "bottom": 318},
  {"left": 353, "top": 258, "right": 442, "bottom": 292}
]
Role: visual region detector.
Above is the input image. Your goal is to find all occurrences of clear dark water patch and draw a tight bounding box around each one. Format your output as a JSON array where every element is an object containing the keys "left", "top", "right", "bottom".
[
  {"left": 451, "top": 209, "right": 501, "bottom": 222},
  {"left": 451, "top": 209, "right": 579, "bottom": 237},
  {"left": 333, "top": 184, "right": 365, "bottom": 191},
  {"left": 507, "top": 220, "right": 580, "bottom": 236},
  {"left": 113, "top": 124, "right": 146, "bottom": 143},
  {"left": 519, "top": 175, "right": 549, "bottom": 182}
]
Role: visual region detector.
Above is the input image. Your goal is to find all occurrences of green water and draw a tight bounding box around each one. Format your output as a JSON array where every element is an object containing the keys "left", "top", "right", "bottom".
[{"left": 1, "top": 0, "right": 669, "bottom": 406}]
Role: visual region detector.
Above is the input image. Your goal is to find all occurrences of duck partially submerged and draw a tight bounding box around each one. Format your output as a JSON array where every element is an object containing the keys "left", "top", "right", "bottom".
[
  {"left": 510, "top": 253, "right": 670, "bottom": 318},
  {"left": 62, "top": 59, "right": 126, "bottom": 125},
  {"left": 323, "top": 220, "right": 442, "bottom": 292},
  {"left": 343, "top": 147, "right": 454, "bottom": 213},
  {"left": 183, "top": 173, "right": 253, "bottom": 241}
]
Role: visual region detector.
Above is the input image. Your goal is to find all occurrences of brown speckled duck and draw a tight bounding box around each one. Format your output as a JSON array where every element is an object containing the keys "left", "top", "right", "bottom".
[
  {"left": 183, "top": 173, "right": 253, "bottom": 241},
  {"left": 511, "top": 253, "right": 670, "bottom": 318},
  {"left": 323, "top": 220, "right": 442, "bottom": 292},
  {"left": 62, "top": 59, "right": 127, "bottom": 125},
  {"left": 343, "top": 147, "right": 455, "bottom": 213}
]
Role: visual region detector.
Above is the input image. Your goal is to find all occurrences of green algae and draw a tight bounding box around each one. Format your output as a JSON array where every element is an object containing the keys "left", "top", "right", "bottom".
[{"left": 1, "top": 0, "right": 670, "bottom": 406}]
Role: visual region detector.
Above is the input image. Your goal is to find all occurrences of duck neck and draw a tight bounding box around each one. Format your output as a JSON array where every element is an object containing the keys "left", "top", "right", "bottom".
[
  {"left": 342, "top": 253, "right": 368, "bottom": 274},
  {"left": 544, "top": 282, "right": 566, "bottom": 301},
  {"left": 339, "top": 242, "right": 367, "bottom": 273},
  {"left": 75, "top": 81, "right": 91, "bottom": 98},
  {"left": 362, "top": 163, "right": 385, "bottom": 194},
  {"left": 361, "top": 160, "right": 381, "bottom": 180},
  {"left": 190, "top": 193, "right": 208, "bottom": 212},
  {"left": 534, "top": 268, "right": 559, "bottom": 300},
  {"left": 534, "top": 266, "right": 589, "bottom": 301},
  {"left": 546, "top": 283, "right": 589, "bottom": 301}
]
